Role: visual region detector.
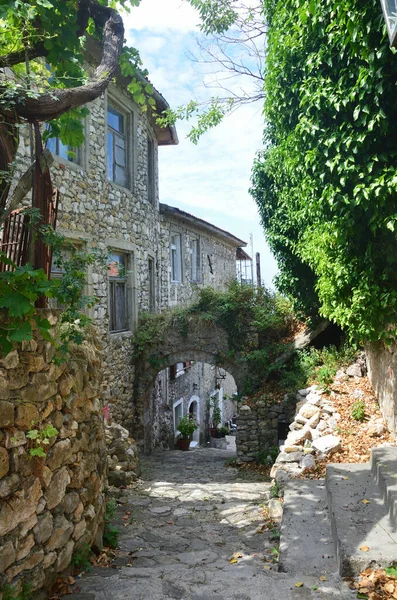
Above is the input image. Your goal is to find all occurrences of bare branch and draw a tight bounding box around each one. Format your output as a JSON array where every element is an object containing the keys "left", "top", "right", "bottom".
[{"left": 188, "top": 0, "right": 267, "bottom": 107}]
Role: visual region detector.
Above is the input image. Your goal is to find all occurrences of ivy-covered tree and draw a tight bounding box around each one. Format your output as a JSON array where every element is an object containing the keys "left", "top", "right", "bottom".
[{"left": 251, "top": 0, "right": 397, "bottom": 341}]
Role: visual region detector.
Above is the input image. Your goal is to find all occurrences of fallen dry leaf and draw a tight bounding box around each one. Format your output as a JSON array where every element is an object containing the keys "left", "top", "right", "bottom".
[
  {"left": 295, "top": 582, "right": 304, "bottom": 587},
  {"left": 360, "top": 546, "right": 370, "bottom": 552},
  {"left": 361, "top": 499, "right": 371, "bottom": 505},
  {"left": 319, "top": 576, "right": 327, "bottom": 581}
]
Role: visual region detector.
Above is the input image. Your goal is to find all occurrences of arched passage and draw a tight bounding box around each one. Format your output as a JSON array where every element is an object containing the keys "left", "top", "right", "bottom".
[
  {"left": 132, "top": 316, "right": 248, "bottom": 453},
  {"left": 130, "top": 313, "right": 327, "bottom": 453}
]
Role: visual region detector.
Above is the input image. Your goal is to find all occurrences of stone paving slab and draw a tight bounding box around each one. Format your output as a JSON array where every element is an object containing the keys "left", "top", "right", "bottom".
[
  {"left": 326, "top": 462, "right": 397, "bottom": 576},
  {"left": 69, "top": 448, "right": 355, "bottom": 599},
  {"left": 279, "top": 480, "right": 336, "bottom": 577}
]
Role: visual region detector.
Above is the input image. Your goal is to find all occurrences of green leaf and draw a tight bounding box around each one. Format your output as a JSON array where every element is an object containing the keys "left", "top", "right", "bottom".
[
  {"left": 8, "top": 321, "right": 32, "bottom": 342},
  {"left": 29, "top": 447, "right": 46, "bottom": 458}
]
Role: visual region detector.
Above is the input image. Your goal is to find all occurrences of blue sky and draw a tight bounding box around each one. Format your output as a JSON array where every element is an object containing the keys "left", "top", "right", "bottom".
[{"left": 124, "top": 0, "right": 278, "bottom": 286}]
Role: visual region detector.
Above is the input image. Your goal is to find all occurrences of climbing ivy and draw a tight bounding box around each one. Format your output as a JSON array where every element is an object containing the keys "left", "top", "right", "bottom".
[
  {"left": 251, "top": 0, "right": 397, "bottom": 341},
  {"left": 133, "top": 281, "right": 298, "bottom": 394},
  {"left": 0, "top": 220, "right": 103, "bottom": 356}
]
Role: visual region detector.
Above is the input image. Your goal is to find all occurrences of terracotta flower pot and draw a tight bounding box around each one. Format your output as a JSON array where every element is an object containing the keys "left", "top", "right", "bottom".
[
  {"left": 209, "top": 427, "right": 218, "bottom": 438},
  {"left": 177, "top": 438, "right": 190, "bottom": 451}
]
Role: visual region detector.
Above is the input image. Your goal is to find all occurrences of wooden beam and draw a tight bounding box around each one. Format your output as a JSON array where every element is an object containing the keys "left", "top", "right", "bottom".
[{"left": 2, "top": 149, "right": 54, "bottom": 221}]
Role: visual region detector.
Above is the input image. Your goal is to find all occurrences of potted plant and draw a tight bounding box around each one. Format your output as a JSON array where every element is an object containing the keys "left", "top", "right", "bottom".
[
  {"left": 176, "top": 414, "right": 199, "bottom": 451},
  {"left": 218, "top": 426, "right": 230, "bottom": 438}
]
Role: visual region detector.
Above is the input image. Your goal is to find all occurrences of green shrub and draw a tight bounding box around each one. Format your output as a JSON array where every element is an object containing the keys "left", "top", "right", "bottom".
[
  {"left": 1, "top": 582, "right": 33, "bottom": 600},
  {"left": 103, "top": 498, "right": 119, "bottom": 549},
  {"left": 71, "top": 542, "right": 92, "bottom": 572},
  {"left": 103, "top": 523, "right": 119, "bottom": 548},
  {"left": 351, "top": 400, "right": 366, "bottom": 422}
]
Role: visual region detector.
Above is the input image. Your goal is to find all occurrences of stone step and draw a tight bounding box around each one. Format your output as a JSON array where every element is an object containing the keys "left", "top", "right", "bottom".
[
  {"left": 279, "top": 480, "right": 337, "bottom": 577},
  {"left": 370, "top": 444, "right": 397, "bottom": 529},
  {"left": 326, "top": 462, "right": 397, "bottom": 577}
]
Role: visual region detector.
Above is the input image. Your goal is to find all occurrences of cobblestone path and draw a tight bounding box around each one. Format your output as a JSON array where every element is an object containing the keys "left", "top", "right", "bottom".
[{"left": 68, "top": 448, "right": 353, "bottom": 600}]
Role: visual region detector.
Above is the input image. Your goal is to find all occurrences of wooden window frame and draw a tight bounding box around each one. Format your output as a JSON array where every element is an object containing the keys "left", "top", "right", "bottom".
[
  {"left": 170, "top": 233, "right": 182, "bottom": 283},
  {"left": 108, "top": 252, "right": 130, "bottom": 334},
  {"left": 107, "top": 103, "right": 130, "bottom": 188},
  {"left": 189, "top": 238, "right": 200, "bottom": 282}
]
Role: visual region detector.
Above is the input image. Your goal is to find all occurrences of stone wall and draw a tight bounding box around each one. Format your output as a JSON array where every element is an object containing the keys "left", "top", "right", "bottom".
[
  {"left": 366, "top": 341, "right": 397, "bottom": 434},
  {"left": 0, "top": 312, "right": 106, "bottom": 595},
  {"left": 159, "top": 206, "right": 239, "bottom": 310},
  {"left": 236, "top": 394, "right": 297, "bottom": 463}
]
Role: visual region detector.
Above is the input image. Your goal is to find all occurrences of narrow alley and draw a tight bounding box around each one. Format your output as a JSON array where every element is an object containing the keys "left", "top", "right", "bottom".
[{"left": 67, "top": 448, "right": 355, "bottom": 600}]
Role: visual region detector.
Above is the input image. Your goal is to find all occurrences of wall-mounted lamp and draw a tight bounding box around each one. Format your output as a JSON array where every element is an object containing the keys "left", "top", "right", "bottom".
[{"left": 380, "top": 0, "right": 397, "bottom": 47}]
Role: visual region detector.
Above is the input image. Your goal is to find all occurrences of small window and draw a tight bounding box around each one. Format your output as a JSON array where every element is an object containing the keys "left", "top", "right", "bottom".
[
  {"left": 170, "top": 234, "right": 182, "bottom": 283},
  {"left": 108, "top": 252, "right": 129, "bottom": 333},
  {"left": 107, "top": 105, "right": 128, "bottom": 187},
  {"left": 190, "top": 238, "right": 200, "bottom": 282},
  {"left": 46, "top": 134, "right": 79, "bottom": 164},
  {"left": 148, "top": 257, "right": 155, "bottom": 312},
  {"left": 147, "top": 137, "right": 155, "bottom": 205},
  {"left": 173, "top": 401, "right": 183, "bottom": 434}
]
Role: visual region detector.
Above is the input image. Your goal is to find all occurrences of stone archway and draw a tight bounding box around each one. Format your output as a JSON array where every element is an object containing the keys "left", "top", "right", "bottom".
[
  {"left": 132, "top": 317, "right": 248, "bottom": 453},
  {"left": 130, "top": 314, "right": 329, "bottom": 453}
]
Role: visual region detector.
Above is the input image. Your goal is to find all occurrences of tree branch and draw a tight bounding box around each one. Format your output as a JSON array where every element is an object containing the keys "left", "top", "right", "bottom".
[
  {"left": 0, "top": 43, "right": 46, "bottom": 69},
  {"left": 0, "top": 1, "right": 124, "bottom": 122},
  {"left": 1, "top": 149, "right": 54, "bottom": 224}
]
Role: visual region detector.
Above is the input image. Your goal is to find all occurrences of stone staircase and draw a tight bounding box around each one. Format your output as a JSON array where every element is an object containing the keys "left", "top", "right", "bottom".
[{"left": 280, "top": 444, "right": 397, "bottom": 579}]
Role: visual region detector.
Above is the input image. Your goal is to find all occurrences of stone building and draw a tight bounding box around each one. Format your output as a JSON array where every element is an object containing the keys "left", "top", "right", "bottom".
[{"left": 9, "top": 75, "right": 247, "bottom": 452}]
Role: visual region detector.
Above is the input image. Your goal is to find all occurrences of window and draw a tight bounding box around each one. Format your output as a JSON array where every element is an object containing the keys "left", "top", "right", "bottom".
[
  {"left": 170, "top": 233, "right": 182, "bottom": 282},
  {"left": 173, "top": 400, "right": 183, "bottom": 434},
  {"left": 108, "top": 252, "right": 129, "bottom": 332},
  {"left": 190, "top": 238, "right": 200, "bottom": 282},
  {"left": 169, "top": 362, "right": 192, "bottom": 380},
  {"left": 107, "top": 104, "right": 128, "bottom": 187},
  {"left": 148, "top": 257, "right": 155, "bottom": 312},
  {"left": 46, "top": 134, "right": 79, "bottom": 164},
  {"left": 147, "top": 137, "right": 155, "bottom": 205}
]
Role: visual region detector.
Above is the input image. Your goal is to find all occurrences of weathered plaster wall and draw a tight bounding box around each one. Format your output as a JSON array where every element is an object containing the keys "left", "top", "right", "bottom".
[
  {"left": 0, "top": 312, "right": 106, "bottom": 594},
  {"left": 366, "top": 341, "right": 397, "bottom": 434}
]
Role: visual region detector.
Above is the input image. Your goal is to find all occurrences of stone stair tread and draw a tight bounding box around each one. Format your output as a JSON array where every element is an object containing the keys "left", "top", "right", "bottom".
[
  {"left": 326, "top": 462, "right": 397, "bottom": 577},
  {"left": 279, "top": 479, "right": 337, "bottom": 576}
]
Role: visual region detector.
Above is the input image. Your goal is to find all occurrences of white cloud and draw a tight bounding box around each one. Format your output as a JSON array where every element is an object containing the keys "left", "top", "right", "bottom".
[
  {"left": 124, "top": 0, "right": 200, "bottom": 32},
  {"left": 122, "top": 0, "right": 278, "bottom": 285}
]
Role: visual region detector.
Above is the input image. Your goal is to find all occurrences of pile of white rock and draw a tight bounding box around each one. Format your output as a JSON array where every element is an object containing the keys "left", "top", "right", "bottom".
[
  {"left": 105, "top": 422, "right": 141, "bottom": 487},
  {"left": 271, "top": 385, "right": 342, "bottom": 479},
  {"left": 271, "top": 357, "right": 386, "bottom": 480}
]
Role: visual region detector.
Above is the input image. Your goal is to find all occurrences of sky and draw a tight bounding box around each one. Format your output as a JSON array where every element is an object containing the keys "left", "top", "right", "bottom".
[{"left": 123, "top": 0, "right": 279, "bottom": 287}]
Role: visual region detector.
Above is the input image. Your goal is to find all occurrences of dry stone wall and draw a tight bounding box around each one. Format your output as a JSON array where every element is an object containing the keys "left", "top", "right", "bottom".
[
  {"left": 236, "top": 394, "right": 297, "bottom": 463},
  {"left": 0, "top": 312, "right": 106, "bottom": 595}
]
